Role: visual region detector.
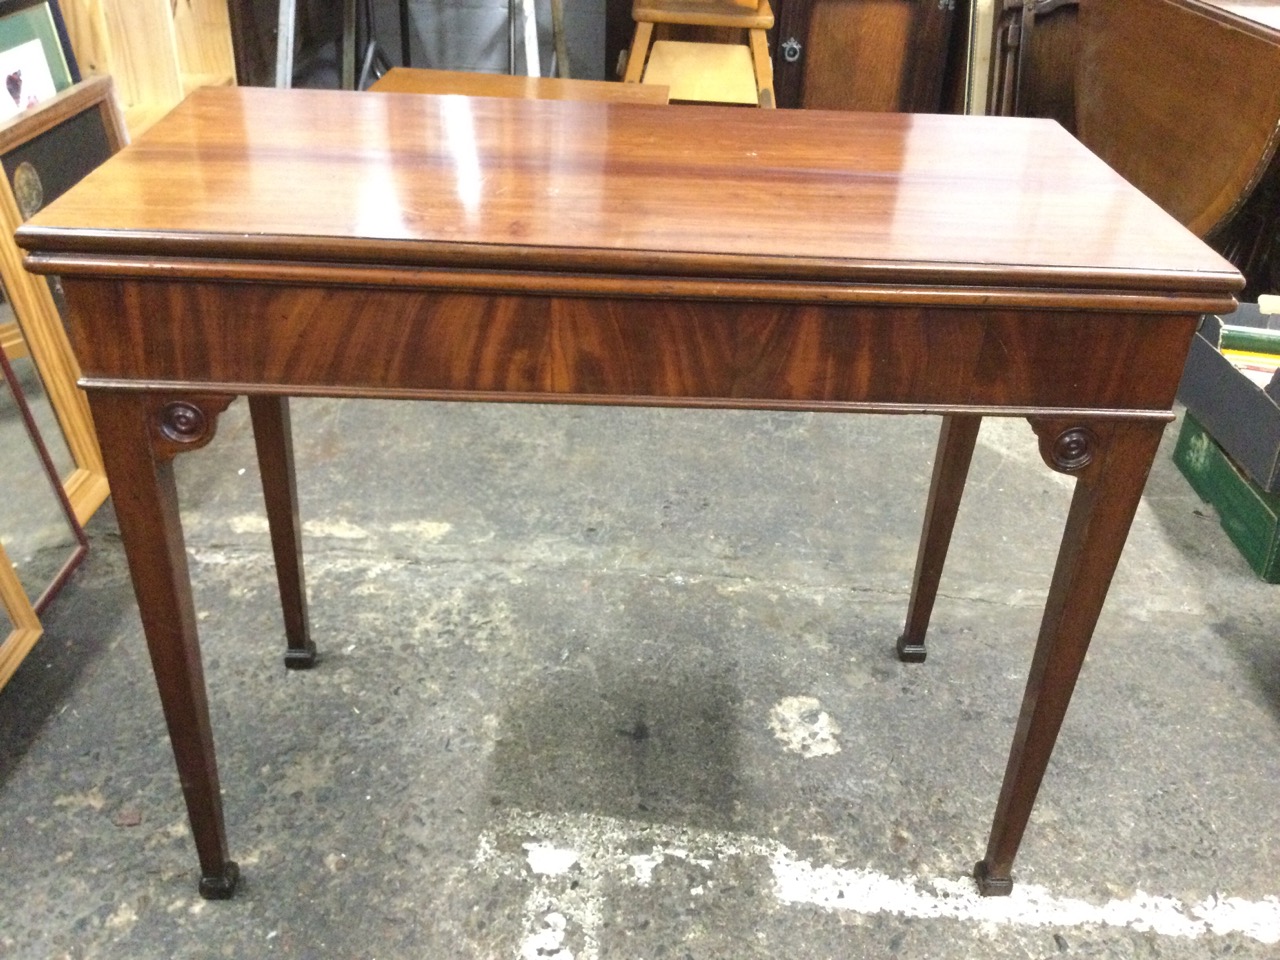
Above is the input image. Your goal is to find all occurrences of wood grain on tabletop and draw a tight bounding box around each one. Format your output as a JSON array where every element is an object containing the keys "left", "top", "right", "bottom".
[{"left": 18, "top": 86, "right": 1237, "bottom": 294}]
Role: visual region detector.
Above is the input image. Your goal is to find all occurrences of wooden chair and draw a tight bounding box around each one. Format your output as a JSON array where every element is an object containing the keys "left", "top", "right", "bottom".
[{"left": 622, "top": 0, "right": 776, "bottom": 108}]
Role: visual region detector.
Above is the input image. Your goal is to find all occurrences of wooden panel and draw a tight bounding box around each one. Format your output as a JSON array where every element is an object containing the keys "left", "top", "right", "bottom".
[
  {"left": 0, "top": 321, "right": 27, "bottom": 360},
  {"left": 773, "top": 0, "right": 957, "bottom": 110},
  {"left": 62, "top": 279, "right": 1199, "bottom": 414},
  {"left": 60, "top": 0, "right": 114, "bottom": 78},
  {"left": 642, "top": 41, "right": 758, "bottom": 103},
  {"left": 1077, "top": 0, "right": 1280, "bottom": 237},
  {"left": 1020, "top": 3, "right": 1079, "bottom": 130},
  {"left": 172, "top": 0, "right": 237, "bottom": 83},
  {"left": 987, "top": 2, "right": 1080, "bottom": 127},
  {"left": 98, "top": 0, "right": 184, "bottom": 111},
  {"left": 224, "top": 0, "right": 275, "bottom": 86},
  {"left": 64, "top": 0, "right": 235, "bottom": 136},
  {"left": 18, "top": 88, "right": 1239, "bottom": 299},
  {"left": 804, "top": 0, "right": 913, "bottom": 110}
]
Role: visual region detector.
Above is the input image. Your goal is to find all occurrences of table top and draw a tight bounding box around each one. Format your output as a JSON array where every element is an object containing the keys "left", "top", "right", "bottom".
[{"left": 19, "top": 87, "right": 1239, "bottom": 305}]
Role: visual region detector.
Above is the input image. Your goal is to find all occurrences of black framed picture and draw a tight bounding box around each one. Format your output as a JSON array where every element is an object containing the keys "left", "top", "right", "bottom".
[{"left": 0, "top": 0, "right": 80, "bottom": 120}]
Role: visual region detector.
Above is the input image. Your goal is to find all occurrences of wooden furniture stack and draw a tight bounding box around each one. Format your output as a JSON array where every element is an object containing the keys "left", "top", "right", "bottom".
[{"left": 60, "top": 0, "right": 236, "bottom": 136}]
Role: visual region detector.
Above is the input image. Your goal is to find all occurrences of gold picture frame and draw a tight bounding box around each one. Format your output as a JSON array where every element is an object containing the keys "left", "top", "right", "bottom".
[
  {"left": 0, "top": 342, "right": 87, "bottom": 690},
  {"left": 0, "top": 537, "right": 42, "bottom": 689},
  {"left": 0, "top": 75, "right": 126, "bottom": 527}
]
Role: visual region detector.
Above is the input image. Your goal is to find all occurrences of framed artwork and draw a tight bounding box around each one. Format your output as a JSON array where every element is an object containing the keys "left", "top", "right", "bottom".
[
  {"left": 0, "top": 0, "right": 79, "bottom": 120},
  {"left": 0, "top": 76, "right": 125, "bottom": 525},
  {"left": 0, "top": 340, "right": 87, "bottom": 691},
  {"left": 0, "top": 75, "right": 122, "bottom": 689}
]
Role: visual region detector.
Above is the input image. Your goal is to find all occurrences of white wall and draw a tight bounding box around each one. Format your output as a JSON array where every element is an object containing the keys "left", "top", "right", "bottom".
[{"left": 967, "top": 0, "right": 996, "bottom": 115}]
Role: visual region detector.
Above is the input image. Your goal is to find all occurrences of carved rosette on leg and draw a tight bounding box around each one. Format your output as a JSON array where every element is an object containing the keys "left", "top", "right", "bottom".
[
  {"left": 150, "top": 394, "right": 237, "bottom": 462},
  {"left": 1030, "top": 419, "right": 1101, "bottom": 477}
]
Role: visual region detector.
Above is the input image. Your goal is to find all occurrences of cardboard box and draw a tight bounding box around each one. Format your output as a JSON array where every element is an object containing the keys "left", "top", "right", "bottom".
[
  {"left": 1177, "top": 303, "right": 1280, "bottom": 493},
  {"left": 1174, "top": 413, "right": 1280, "bottom": 582}
]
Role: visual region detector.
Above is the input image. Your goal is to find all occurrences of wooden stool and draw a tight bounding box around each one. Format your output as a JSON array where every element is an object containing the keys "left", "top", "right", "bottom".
[{"left": 623, "top": 0, "right": 775, "bottom": 108}]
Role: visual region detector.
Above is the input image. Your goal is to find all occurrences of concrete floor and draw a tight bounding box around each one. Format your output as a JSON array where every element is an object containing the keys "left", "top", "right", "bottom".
[{"left": 1, "top": 398, "right": 1278, "bottom": 958}]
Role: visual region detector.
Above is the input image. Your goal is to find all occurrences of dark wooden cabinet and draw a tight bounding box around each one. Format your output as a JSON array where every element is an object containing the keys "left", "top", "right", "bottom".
[
  {"left": 606, "top": 0, "right": 965, "bottom": 112},
  {"left": 773, "top": 0, "right": 961, "bottom": 111}
]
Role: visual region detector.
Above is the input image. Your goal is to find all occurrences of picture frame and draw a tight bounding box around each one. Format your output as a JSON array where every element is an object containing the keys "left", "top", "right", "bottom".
[
  {"left": 0, "top": 76, "right": 126, "bottom": 526},
  {"left": 0, "top": 538, "right": 41, "bottom": 691},
  {"left": 0, "top": 340, "right": 87, "bottom": 691},
  {"left": 0, "top": 75, "right": 123, "bottom": 690},
  {"left": 0, "top": 0, "right": 80, "bottom": 120}
]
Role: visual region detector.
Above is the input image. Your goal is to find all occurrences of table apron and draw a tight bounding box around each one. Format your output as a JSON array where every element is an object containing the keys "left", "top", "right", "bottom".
[{"left": 64, "top": 278, "right": 1199, "bottom": 413}]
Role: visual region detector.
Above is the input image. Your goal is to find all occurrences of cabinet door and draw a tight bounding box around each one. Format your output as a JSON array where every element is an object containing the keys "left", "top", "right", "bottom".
[{"left": 774, "top": 0, "right": 959, "bottom": 110}]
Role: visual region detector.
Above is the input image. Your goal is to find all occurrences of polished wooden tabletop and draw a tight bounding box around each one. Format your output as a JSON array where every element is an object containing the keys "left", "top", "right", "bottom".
[{"left": 20, "top": 87, "right": 1238, "bottom": 301}]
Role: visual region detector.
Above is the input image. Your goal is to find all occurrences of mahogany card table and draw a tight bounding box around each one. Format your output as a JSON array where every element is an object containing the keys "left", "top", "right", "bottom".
[{"left": 16, "top": 87, "right": 1241, "bottom": 899}]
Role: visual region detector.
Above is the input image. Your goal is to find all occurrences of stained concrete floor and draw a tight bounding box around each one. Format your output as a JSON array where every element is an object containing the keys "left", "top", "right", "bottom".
[{"left": 1, "top": 399, "right": 1278, "bottom": 958}]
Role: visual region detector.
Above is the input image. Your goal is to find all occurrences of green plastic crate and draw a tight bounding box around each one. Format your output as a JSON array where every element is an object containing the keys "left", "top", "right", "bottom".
[{"left": 1174, "top": 413, "right": 1280, "bottom": 582}]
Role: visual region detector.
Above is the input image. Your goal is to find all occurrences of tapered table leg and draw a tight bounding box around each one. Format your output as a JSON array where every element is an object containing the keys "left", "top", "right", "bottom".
[
  {"left": 897, "top": 414, "right": 982, "bottom": 662},
  {"left": 974, "top": 419, "right": 1165, "bottom": 895},
  {"left": 248, "top": 395, "right": 315, "bottom": 669},
  {"left": 88, "top": 389, "right": 239, "bottom": 899}
]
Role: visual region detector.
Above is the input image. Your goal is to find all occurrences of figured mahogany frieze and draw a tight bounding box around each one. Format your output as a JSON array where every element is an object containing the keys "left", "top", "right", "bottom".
[
  {"left": 149, "top": 394, "right": 236, "bottom": 461},
  {"left": 62, "top": 278, "right": 1203, "bottom": 415}
]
